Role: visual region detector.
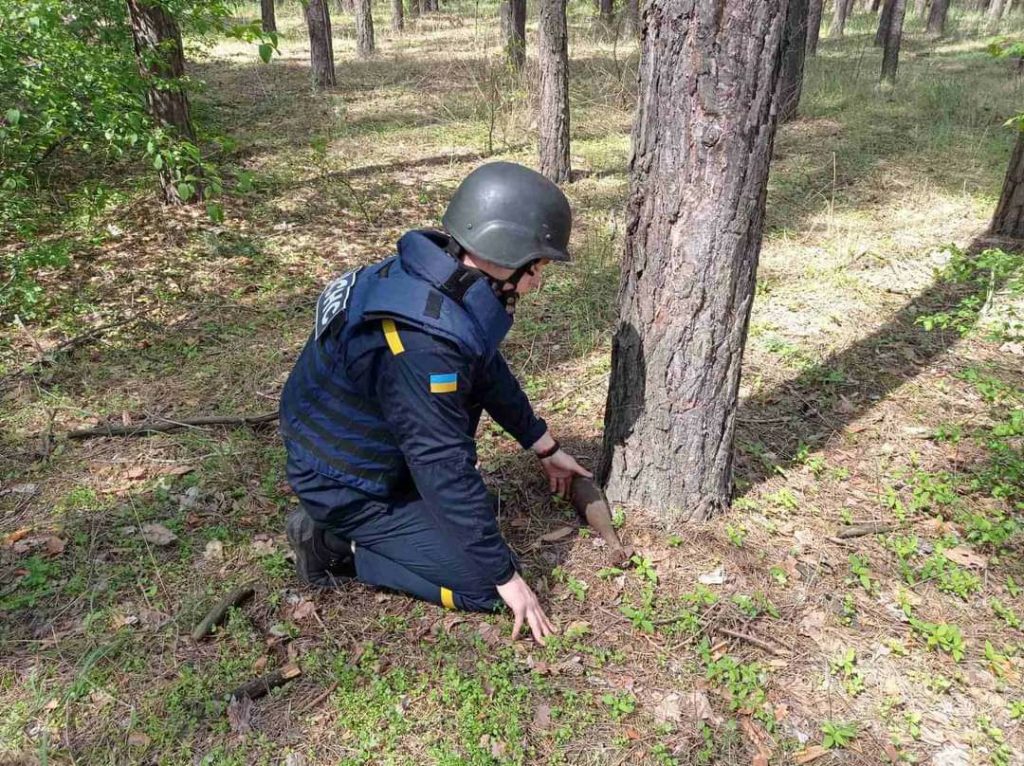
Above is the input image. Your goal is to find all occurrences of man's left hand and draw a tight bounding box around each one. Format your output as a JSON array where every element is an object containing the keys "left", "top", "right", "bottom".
[{"left": 540, "top": 449, "right": 592, "bottom": 499}]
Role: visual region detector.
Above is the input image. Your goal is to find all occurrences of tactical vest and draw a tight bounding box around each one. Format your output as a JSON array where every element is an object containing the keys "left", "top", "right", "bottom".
[{"left": 279, "top": 230, "right": 513, "bottom": 497}]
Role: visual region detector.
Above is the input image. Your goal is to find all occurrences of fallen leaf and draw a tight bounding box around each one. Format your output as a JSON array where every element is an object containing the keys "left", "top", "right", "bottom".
[
  {"left": 204, "top": 540, "right": 224, "bottom": 561},
  {"left": 291, "top": 599, "right": 317, "bottom": 621},
  {"left": 164, "top": 464, "right": 195, "bottom": 477},
  {"left": 793, "top": 745, "right": 828, "bottom": 764},
  {"left": 43, "top": 536, "right": 65, "bottom": 556},
  {"left": 284, "top": 754, "right": 307, "bottom": 766},
  {"left": 1, "top": 483, "right": 38, "bottom": 497},
  {"left": 252, "top": 656, "right": 268, "bottom": 674},
  {"left": 625, "top": 727, "right": 641, "bottom": 740},
  {"left": 532, "top": 703, "right": 552, "bottom": 731},
  {"left": 127, "top": 731, "right": 151, "bottom": 747},
  {"left": 141, "top": 523, "right": 177, "bottom": 546},
  {"left": 509, "top": 515, "right": 530, "bottom": 528},
  {"left": 539, "top": 526, "right": 575, "bottom": 543},
  {"left": 799, "top": 609, "right": 827, "bottom": 640},
  {"left": 126, "top": 466, "right": 146, "bottom": 480},
  {"left": 942, "top": 546, "right": 987, "bottom": 570},
  {"left": 653, "top": 692, "right": 682, "bottom": 723},
  {"left": 698, "top": 566, "right": 726, "bottom": 585},
  {"left": 3, "top": 528, "right": 32, "bottom": 546},
  {"left": 250, "top": 536, "right": 275, "bottom": 556},
  {"left": 227, "top": 695, "right": 253, "bottom": 734},
  {"left": 752, "top": 754, "right": 769, "bottom": 766}
]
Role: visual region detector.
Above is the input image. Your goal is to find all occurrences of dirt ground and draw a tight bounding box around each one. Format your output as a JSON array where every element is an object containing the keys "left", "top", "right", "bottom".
[{"left": 2, "top": 3, "right": 1024, "bottom": 765}]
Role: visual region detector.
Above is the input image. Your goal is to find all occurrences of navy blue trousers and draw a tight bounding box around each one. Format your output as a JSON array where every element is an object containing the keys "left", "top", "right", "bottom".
[{"left": 286, "top": 453, "right": 505, "bottom": 612}]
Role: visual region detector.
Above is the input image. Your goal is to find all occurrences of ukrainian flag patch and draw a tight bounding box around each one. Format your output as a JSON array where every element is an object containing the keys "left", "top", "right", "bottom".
[{"left": 430, "top": 372, "right": 458, "bottom": 394}]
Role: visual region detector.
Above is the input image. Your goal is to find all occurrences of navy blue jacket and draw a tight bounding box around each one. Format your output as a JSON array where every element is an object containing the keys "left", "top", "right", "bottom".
[{"left": 280, "top": 231, "right": 547, "bottom": 585}]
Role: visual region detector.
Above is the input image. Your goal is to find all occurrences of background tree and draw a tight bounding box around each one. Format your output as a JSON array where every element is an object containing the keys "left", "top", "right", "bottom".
[
  {"left": 261, "top": 0, "right": 276, "bottom": 33},
  {"left": 599, "top": 0, "right": 615, "bottom": 28},
  {"left": 538, "top": 0, "right": 570, "bottom": 183},
  {"left": 915, "top": 0, "right": 929, "bottom": 18},
  {"left": 780, "top": 0, "right": 810, "bottom": 122},
  {"left": 831, "top": 0, "right": 855, "bottom": 37},
  {"left": 992, "top": 128, "right": 1024, "bottom": 237},
  {"left": 600, "top": 0, "right": 790, "bottom": 519},
  {"left": 806, "top": 0, "right": 824, "bottom": 55},
  {"left": 355, "top": 0, "right": 375, "bottom": 56},
  {"left": 875, "top": 0, "right": 896, "bottom": 45},
  {"left": 126, "top": 0, "right": 199, "bottom": 203},
  {"left": 409, "top": 0, "right": 419, "bottom": 18},
  {"left": 927, "top": 0, "right": 950, "bottom": 34},
  {"left": 306, "top": 0, "right": 336, "bottom": 86},
  {"left": 624, "top": 0, "right": 640, "bottom": 35},
  {"left": 989, "top": 0, "right": 1008, "bottom": 26},
  {"left": 881, "top": 0, "right": 908, "bottom": 86},
  {"left": 500, "top": 0, "right": 527, "bottom": 72},
  {"left": 392, "top": 0, "right": 404, "bottom": 31}
]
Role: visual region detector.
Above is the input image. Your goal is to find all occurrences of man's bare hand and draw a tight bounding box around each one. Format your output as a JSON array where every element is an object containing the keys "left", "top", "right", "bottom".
[
  {"left": 496, "top": 573, "right": 557, "bottom": 645},
  {"left": 540, "top": 449, "right": 592, "bottom": 499}
]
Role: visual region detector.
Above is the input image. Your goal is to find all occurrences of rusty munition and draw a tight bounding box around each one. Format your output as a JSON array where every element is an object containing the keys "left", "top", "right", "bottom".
[{"left": 570, "top": 477, "right": 633, "bottom": 566}]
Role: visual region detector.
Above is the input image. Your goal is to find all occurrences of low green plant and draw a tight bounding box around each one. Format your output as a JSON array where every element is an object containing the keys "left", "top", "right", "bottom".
[
  {"left": 989, "top": 598, "right": 1022, "bottom": 630},
  {"left": 847, "top": 554, "right": 876, "bottom": 593},
  {"left": 631, "top": 554, "right": 658, "bottom": 585},
  {"left": 1009, "top": 700, "right": 1024, "bottom": 721},
  {"left": 821, "top": 720, "right": 858, "bottom": 750},
  {"left": 910, "top": 619, "right": 966, "bottom": 662},
  {"left": 725, "top": 524, "right": 747, "bottom": 547},
  {"left": 600, "top": 691, "right": 636, "bottom": 721},
  {"left": 700, "top": 644, "right": 774, "bottom": 730},
  {"left": 918, "top": 552, "right": 981, "bottom": 600},
  {"left": 829, "top": 648, "right": 865, "bottom": 697}
]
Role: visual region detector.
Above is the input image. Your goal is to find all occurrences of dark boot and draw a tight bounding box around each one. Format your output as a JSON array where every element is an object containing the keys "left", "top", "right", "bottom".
[{"left": 286, "top": 510, "right": 356, "bottom": 589}]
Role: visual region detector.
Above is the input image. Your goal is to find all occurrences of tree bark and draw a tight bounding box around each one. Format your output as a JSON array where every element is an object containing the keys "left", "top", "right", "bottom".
[
  {"left": 780, "top": 0, "right": 810, "bottom": 122},
  {"left": 880, "top": 0, "right": 907, "bottom": 87},
  {"left": 355, "top": 0, "right": 375, "bottom": 55},
  {"left": 305, "top": 0, "right": 336, "bottom": 87},
  {"left": 991, "top": 129, "right": 1024, "bottom": 238},
  {"left": 500, "top": 0, "right": 527, "bottom": 72},
  {"left": 875, "top": 0, "right": 895, "bottom": 45},
  {"left": 871, "top": 0, "right": 883, "bottom": 9},
  {"left": 806, "top": 0, "right": 824, "bottom": 55},
  {"left": 125, "top": 0, "right": 198, "bottom": 204},
  {"left": 988, "top": 0, "right": 1008, "bottom": 26},
  {"left": 419, "top": 0, "right": 427, "bottom": 15},
  {"left": 261, "top": 0, "right": 277, "bottom": 33},
  {"left": 830, "top": 0, "right": 854, "bottom": 37},
  {"left": 599, "top": 0, "right": 789, "bottom": 521},
  {"left": 927, "top": 0, "right": 949, "bottom": 34},
  {"left": 392, "top": 0, "right": 404, "bottom": 31},
  {"left": 915, "top": 0, "right": 928, "bottom": 18},
  {"left": 599, "top": 0, "right": 615, "bottom": 27},
  {"left": 538, "top": 0, "right": 571, "bottom": 184}
]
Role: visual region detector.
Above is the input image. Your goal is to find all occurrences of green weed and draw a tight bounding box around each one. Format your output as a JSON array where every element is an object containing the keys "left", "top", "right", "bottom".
[{"left": 821, "top": 720, "right": 858, "bottom": 750}]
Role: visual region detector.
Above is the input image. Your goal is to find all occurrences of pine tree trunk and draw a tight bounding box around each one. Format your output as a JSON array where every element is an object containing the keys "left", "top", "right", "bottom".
[
  {"left": 306, "top": 0, "right": 336, "bottom": 87},
  {"left": 915, "top": 0, "right": 928, "bottom": 18},
  {"left": 624, "top": 0, "right": 640, "bottom": 35},
  {"left": 880, "top": 0, "right": 907, "bottom": 87},
  {"left": 392, "top": 0, "right": 404, "bottom": 31},
  {"left": 876, "top": 0, "right": 895, "bottom": 45},
  {"left": 599, "top": 0, "right": 789, "bottom": 521},
  {"left": 871, "top": 0, "right": 882, "bottom": 9},
  {"left": 988, "top": 0, "right": 1007, "bottom": 26},
  {"left": 355, "top": 0, "right": 375, "bottom": 55},
  {"left": 991, "top": 129, "right": 1024, "bottom": 238},
  {"left": 780, "top": 0, "right": 810, "bottom": 122},
  {"left": 830, "top": 0, "right": 853, "bottom": 37},
  {"left": 538, "top": 0, "right": 570, "bottom": 184},
  {"left": 807, "top": 0, "right": 824, "bottom": 55},
  {"left": 500, "top": 0, "right": 527, "bottom": 72},
  {"left": 261, "top": 0, "right": 277, "bottom": 33},
  {"left": 125, "top": 0, "right": 198, "bottom": 204},
  {"left": 927, "top": 0, "right": 949, "bottom": 34},
  {"left": 599, "top": 0, "right": 615, "bottom": 27}
]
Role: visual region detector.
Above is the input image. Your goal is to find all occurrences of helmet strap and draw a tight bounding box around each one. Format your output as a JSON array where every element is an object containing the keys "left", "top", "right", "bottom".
[{"left": 443, "top": 235, "right": 536, "bottom": 317}]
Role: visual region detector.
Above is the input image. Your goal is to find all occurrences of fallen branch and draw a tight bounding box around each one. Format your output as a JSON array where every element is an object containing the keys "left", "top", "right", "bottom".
[
  {"left": 229, "top": 662, "right": 302, "bottom": 701},
  {"left": 192, "top": 586, "right": 256, "bottom": 641},
  {"left": 836, "top": 522, "right": 895, "bottom": 539},
  {"left": 68, "top": 412, "right": 278, "bottom": 440},
  {"left": 713, "top": 626, "right": 789, "bottom": 657},
  {"left": 295, "top": 681, "right": 339, "bottom": 714}
]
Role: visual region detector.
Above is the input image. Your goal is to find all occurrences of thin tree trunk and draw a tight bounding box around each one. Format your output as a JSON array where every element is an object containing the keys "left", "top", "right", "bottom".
[
  {"left": 600, "top": 0, "right": 789, "bottom": 521},
  {"left": 599, "top": 0, "right": 614, "bottom": 27},
  {"left": 807, "top": 0, "right": 824, "bottom": 55},
  {"left": 988, "top": 0, "right": 1008, "bottom": 26},
  {"left": 915, "top": 0, "right": 928, "bottom": 17},
  {"left": 880, "top": 0, "right": 907, "bottom": 87},
  {"left": 392, "top": 0, "right": 404, "bottom": 31},
  {"left": 780, "top": 0, "right": 810, "bottom": 122},
  {"left": 876, "top": 0, "right": 895, "bottom": 45},
  {"left": 408, "top": 0, "right": 419, "bottom": 17},
  {"left": 500, "top": 0, "right": 527, "bottom": 72},
  {"left": 538, "top": 0, "right": 570, "bottom": 184},
  {"left": 927, "top": 0, "right": 949, "bottom": 34},
  {"left": 872, "top": 0, "right": 883, "bottom": 9},
  {"left": 355, "top": 0, "right": 375, "bottom": 55},
  {"left": 305, "top": 0, "right": 336, "bottom": 87},
  {"left": 831, "top": 0, "right": 854, "bottom": 37},
  {"left": 261, "top": 0, "right": 277, "bottom": 33},
  {"left": 991, "top": 129, "right": 1024, "bottom": 238},
  {"left": 624, "top": 0, "right": 640, "bottom": 35},
  {"left": 418, "top": 0, "right": 427, "bottom": 15},
  {"left": 125, "top": 0, "right": 198, "bottom": 204}
]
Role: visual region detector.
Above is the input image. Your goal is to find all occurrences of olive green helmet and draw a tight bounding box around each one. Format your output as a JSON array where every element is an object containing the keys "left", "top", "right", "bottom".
[{"left": 442, "top": 162, "right": 572, "bottom": 269}]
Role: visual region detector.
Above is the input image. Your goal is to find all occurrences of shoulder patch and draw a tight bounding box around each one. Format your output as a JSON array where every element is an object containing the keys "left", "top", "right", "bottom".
[
  {"left": 429, "top": 372, "right": 458, "bottom": 394},
  {"left": 315, "top": 268, "right": 360, "bottom": 341}
]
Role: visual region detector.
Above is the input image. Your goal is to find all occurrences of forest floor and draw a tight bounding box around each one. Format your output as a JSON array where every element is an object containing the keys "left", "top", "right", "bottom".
[{"left": 2, "top": 4, "right": 1024, "bottom": 765}]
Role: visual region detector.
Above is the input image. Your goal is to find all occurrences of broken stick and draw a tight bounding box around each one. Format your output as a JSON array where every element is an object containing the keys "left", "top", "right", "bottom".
[
  {"left": 191, "top": 586, "right": 256, "bottom": 641},
  {"left": 836, "top": 522, "right": 895, "bottom": 539},
  {"left": 229, "top": 662, "right": 302, "bottom": 701},
  {"left": 67, "top": 412, "right": 278, "bottom": 440},
  {"left": 714, "top": 626, "right": 789, "bottom": 657}
]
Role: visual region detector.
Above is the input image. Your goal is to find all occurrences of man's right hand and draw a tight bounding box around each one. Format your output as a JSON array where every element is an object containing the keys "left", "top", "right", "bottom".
[{"left": 496, "top": 573, "right": 557, "bottom": 645}]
